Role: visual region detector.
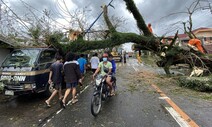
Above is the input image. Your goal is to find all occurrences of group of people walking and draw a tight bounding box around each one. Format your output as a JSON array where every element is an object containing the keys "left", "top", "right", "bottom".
[
  {"left": 45, "top": 52, "right": 83, "bottom": 108},
  {"left": 45, "top": 51, "right": 116, "bottom": 108}
]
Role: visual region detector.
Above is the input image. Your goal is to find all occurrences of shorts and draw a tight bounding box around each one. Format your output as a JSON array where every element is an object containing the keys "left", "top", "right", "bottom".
[
  {"left": 53, "top": 83, "right": 62, "bottom": 90},
  {"left": 66, "top": 82, "right": 78, "bottom": 88}
]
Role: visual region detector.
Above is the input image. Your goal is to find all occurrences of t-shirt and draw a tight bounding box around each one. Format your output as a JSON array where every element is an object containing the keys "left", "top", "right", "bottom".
[
  {"left": 110, "top": 60, "right": 116, "bottom": 74},
  {"left": 98, "top": 61, "right": 112, "bottom": 75},
  {"left": 90, "top": 56, "right": 99, "bottom": 69},
  {"left": 50, "top": 62, "right": 63, "bottom": 84},
  {"left": 63, "top": 61, "right": 81, "bottom": 83},
  {"left": 77, "top": 57, "right": 87, "bottom": 73}
]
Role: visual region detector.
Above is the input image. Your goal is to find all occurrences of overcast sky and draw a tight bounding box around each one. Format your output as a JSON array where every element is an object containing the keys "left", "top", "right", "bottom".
[
  {"left": 3, "top": 0, "right": 212, "bottom": 51},
  {"left": 5, "top": 0, "right": 212, "bottom": 36}
]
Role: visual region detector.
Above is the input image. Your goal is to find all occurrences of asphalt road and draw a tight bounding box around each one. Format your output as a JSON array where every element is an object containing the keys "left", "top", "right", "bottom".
[
  {"left": 0, "top": 58, "right": 211, "bottom": 127},
  {"left": 42, "top": 59, "right": 178, "bottom": 127}
]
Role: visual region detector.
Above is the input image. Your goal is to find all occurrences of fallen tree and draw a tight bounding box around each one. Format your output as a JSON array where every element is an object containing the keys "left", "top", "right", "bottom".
[{"left": 47, "top": 0, "right": 212, "bottom": 75}]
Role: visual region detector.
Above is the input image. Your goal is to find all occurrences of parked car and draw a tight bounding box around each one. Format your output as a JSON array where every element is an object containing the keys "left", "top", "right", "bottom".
[{"left": 0, "top": 48, "right": 57, "bottom": 96}]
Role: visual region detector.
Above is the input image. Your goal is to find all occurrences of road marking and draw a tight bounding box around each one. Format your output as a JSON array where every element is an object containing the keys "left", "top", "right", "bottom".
[
  {"left": 165, "top": 107, "right": 190, "bottom": 127},
  {"left": 41, "top": 85, "right": 90, "bottom": 127},
  {"left": 159, "top": 96, "right": 170, "bottom": 100},
  {"left": 151, "top": 84, "right": 199, "bottom": 127},
  {"left": 132, "top": 66, "right": 139, "bottom": 71},
  {"left": 56, "top": 109, "right": 63, "bottom": 114},
  {"left": 80, "top": 85, "right": 89, "bottom": 94}
]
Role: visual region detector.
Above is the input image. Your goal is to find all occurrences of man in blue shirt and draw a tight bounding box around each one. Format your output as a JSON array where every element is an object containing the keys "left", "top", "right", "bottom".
[
  {"left": 108, "top": 54, "right": 116, "bottom": 75},
  {"left": 77, "top": 54, "right": 87, "bottom": 84}
]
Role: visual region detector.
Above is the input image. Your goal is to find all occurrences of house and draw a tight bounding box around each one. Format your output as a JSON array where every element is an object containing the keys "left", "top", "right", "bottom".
[
  {"left": 177, "top": 28, "right": 212, "bottom": 44},
  {"left": 167, "top": 27, "right": 212, "bottom": 54},
  {"left": 0, "top": 35, "right": 16, "bottom": 65}
]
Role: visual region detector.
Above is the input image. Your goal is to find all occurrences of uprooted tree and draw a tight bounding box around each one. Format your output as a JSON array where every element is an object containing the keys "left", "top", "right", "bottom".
[
  {"left": 46, "top": 0, "right": 211, "bottom": 75},
  {"left": 1, "top": 0, "right": 211, "bottom": 75}
]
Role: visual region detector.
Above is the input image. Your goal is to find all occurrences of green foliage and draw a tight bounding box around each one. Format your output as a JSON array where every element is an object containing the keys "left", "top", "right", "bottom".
[
  {"left": 46, "top": 31, "right": 64, "bottom": 44},
  {"left": 0, "top": 82, "right": 4, "bottom": 93},
  {"left": 124, "top": 0, "right": 152, "bottom": 36},
  {"left": 165, "top": 46, "right": 184, "bottom": 57},
  {"left": 178, "top": 76, "right": 212, "bottom": 92},
  {"left": 28, "top": 25, "right": 42, "bottom": 43}
]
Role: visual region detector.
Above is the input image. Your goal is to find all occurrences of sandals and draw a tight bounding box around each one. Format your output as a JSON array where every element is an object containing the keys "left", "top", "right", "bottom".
[
  {"left": 71, "top": 99, "right": 78, "bottom": 104},
  {"left": 110, "top": 89, "right": 116, "bottom": 96},
  {"left": 79, "top": 82, "right": 83, "bottom": 86},
  {"left": 45, "top": 100, "right": 51, "bottom": 108},
  {"left": 60, "top": 100, "right": 66, "bottom": 109},
  {"left": 110, "top": 92, "right": 115, "bottom": 96}
]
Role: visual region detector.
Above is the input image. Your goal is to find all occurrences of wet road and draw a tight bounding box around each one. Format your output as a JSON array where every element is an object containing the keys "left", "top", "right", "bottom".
[
  {"left": 42, "top": 59, "right": 178, "bottom": 127},
  {"left": 0, "top": 58, "right": 211, "bottom": 127}
]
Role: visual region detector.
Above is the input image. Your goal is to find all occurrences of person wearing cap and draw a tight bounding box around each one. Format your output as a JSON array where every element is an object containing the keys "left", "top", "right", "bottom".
[{"left": 92, "top": 52, "right": 115, "bottom": 96}]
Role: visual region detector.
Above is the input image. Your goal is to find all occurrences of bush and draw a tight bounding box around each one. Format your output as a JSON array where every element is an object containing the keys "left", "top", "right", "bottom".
[{"left": 178, "top": 76, "right": 212, "bottom": 92}]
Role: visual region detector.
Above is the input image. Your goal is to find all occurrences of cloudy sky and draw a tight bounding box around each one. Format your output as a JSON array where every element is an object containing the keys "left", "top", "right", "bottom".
[
  {"left": 5, "top": 0, "right": 212, "bottom": 35},
  {"left": 2, "top": 0, "right": 212, "bottom": 51}
]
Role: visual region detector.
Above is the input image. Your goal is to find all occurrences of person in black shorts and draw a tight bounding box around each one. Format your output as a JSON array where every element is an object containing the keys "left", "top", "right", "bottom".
[{"left": 45, "top": 55, "right": 63, "bottom": 108}]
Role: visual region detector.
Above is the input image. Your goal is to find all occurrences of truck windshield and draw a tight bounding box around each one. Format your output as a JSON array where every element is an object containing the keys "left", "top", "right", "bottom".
[{"left": 1, "top": 49, "right": 40, "bottom": 67}]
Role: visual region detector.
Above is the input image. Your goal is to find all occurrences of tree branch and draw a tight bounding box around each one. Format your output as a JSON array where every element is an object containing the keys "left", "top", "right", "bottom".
[{"left": 123, "top": 0, "right": 152, "bottom": 36}]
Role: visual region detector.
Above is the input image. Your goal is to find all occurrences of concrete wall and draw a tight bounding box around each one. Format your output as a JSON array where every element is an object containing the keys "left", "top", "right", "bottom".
[
  {"left": 0, "top": 48, "right": 10, "bottom": 66},
  {"left": 196, "top": 31, "right": 212, "bottom": 43},
  {"left": 196, "top": 31, "right": 212, "bottom": 37}
]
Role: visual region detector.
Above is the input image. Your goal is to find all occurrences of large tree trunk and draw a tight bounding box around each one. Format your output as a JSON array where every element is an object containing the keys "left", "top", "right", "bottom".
[{"left": 48, "top": 0, "right": 212, "bottom": 75}]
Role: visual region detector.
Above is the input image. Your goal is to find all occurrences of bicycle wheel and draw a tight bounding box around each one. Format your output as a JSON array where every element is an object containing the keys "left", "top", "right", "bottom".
[{"left": 91, "top": 92, "right": 102, "bottom": 116}]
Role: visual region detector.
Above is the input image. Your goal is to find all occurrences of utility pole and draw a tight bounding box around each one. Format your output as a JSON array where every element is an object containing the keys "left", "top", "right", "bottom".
[{"left": 84, "top": 0, "right": 114, "bottom": 35}]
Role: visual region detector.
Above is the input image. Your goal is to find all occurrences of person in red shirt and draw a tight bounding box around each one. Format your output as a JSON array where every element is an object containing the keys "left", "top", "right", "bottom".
[
  {"left": 147, "top": 23, "right": 153, "bottom": 33},
  {"left": 188, "top": 39, "right": 205, "bottom": 53}
]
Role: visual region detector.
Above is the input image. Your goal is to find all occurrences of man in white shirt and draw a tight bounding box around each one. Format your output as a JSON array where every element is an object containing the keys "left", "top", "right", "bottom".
[{"left": 90, "top": 53, "right": 100, "bottom": 73}]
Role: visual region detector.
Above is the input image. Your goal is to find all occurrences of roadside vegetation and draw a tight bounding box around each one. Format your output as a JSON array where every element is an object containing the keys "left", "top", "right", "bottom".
[{"left": 141, "top": 54, "right": 212, "bottom": 100}]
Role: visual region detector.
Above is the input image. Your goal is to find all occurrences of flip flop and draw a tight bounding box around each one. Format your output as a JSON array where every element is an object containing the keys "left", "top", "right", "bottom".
[
  {"left": 45, "top": 100, "right": 51, "bottom": 108},
  {"left": 60, "top": 100, "right": 66, "bottom": 109},
  {"left": 110, "top": 92, "right": 115, "bottom": 96},
  {"left": 79, "top": 82, "right": 83, "bottom": 86},
  {"left": 72, "top": 99, "right": 78, "bottom": 104}
]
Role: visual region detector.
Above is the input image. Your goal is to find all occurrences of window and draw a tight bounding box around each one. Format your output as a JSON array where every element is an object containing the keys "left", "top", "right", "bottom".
[
  {"left": 39, "top": 50, "right": 56, "bottom": 64},
  {"left": 2, "top": 49, "right": 40, "bottom": 67},
  {"left": 39, "top": 50, "right": 56, "bottom": 69}
]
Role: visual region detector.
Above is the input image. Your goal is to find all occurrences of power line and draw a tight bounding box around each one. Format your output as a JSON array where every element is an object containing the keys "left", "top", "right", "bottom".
[{"left": 85, "top": 0, "right": 114, "bottom": 34}]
